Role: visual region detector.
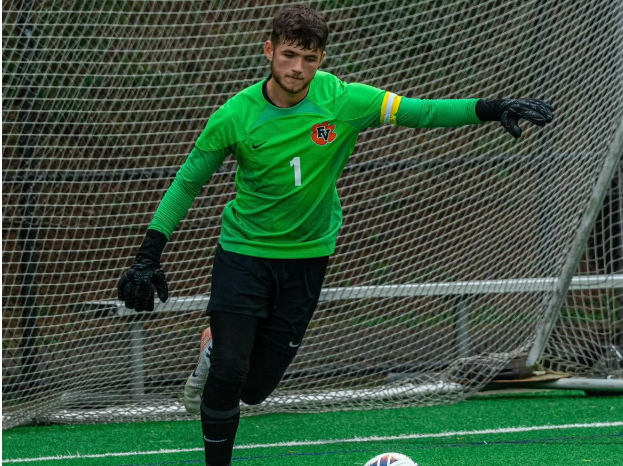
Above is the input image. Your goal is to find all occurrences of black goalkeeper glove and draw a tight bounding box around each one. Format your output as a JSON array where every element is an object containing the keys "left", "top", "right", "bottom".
[
  {"left": 475, "top": 99, "right": 554, "bottom": 139},
  {"left": 117, "top": 229, "right": 169, "bottom": 312}
]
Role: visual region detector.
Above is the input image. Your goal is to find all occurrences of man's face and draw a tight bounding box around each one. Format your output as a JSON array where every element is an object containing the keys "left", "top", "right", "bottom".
[{"left": 264, "top": 40, "right": 325, "bottom": 95}]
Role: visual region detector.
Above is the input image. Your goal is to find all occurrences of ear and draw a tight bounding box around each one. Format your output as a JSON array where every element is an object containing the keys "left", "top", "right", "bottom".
[
  {"left": 318, "top": 49, "right": 326, "bottom": 67},
  {"left": 264, "top": 40, "right": 274, "bottom": 62}
]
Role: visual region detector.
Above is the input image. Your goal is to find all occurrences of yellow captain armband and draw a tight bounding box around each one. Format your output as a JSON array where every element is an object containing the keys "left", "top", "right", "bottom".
[{"left": 380, "top": 91, "right": 403, "bottom": 125}]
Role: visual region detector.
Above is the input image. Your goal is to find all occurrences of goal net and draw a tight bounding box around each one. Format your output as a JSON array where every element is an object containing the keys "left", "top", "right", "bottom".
[{"left": 3, "top": 0, "right": 622, "bottom": 429}]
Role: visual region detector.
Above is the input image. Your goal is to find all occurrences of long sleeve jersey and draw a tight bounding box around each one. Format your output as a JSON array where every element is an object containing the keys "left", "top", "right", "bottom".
[{"left": 149, "top": 70, "right": 483, "bottom": 258}]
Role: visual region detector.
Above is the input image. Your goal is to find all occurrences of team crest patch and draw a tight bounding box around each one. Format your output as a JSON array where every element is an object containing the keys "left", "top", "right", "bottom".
[{"left": 311, "top": 121, "right": 337, "bottom": 145}]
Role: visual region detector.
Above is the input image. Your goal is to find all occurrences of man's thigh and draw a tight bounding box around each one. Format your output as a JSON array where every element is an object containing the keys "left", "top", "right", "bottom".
[
  {"left": 256, "top": 255, "right": 329, "bottom": 357},
  {"left": 207, "top": 244, "right": 273, "bottom": 317}
]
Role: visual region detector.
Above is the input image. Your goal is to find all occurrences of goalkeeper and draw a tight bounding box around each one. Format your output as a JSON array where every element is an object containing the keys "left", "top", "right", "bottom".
[{"left": 117, "top": 4, "right": 554, "bottom": 466}]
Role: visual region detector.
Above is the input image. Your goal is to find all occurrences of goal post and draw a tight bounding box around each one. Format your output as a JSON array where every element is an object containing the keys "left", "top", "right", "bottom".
[
  {"left": 526, "top": 117, "right": 623, "bottom": 368},
  {"left": 2, "top": 1, "right": 623, "bottom": 429},
  {"left": 540, "top": 160, "right": 623, "bottom": 379}
]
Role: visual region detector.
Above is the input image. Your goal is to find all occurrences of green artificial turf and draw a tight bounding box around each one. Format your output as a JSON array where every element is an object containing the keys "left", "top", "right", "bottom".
[{"left": 3, "top": 390, "right": 622, "bottom": 466}]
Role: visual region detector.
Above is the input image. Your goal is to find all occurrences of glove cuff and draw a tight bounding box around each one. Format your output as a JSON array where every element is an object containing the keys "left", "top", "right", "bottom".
[
  {"left": 475, "top": 99, "right": 502, "bottom": 122},
  {"left": 135, "top": 229, "right": 168, "bottom": 265}
]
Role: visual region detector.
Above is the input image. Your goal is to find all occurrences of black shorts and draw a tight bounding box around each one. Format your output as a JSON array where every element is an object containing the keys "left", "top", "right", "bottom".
[{"left": 207, "top": 244, "right": 329, "bottom": 355}]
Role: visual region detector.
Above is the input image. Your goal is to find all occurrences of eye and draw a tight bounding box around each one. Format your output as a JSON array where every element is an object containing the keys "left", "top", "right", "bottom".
[{"left": 306, "top": 57, "right": 316, "bottom": 62}]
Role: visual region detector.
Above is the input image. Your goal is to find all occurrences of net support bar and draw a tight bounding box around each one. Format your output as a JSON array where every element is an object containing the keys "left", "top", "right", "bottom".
[
  {"left": 491, "top": 377, "right": 623, "bottom": 393},
  {"left": 86, "top": 274, "right": 623, "bottom": 316},
  {"left": 83, "top": 274, "right": 623, "bottom": 398},
  {"left": 129, "top": 322, "right": 146, "bottom": 399}
]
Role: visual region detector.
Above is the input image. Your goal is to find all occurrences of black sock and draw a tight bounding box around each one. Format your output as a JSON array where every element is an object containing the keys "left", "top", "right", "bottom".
[{"left": 201, "top": 407, "right": 240, "bottom": 466}]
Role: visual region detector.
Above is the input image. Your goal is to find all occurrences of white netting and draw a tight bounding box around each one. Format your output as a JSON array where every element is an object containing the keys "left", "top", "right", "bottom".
[
  {"left": 2, "top": 0, "right": 622, "bottom": 429},
  {"left": 542, "top": 163, "right": 623, "bottom": 377}
]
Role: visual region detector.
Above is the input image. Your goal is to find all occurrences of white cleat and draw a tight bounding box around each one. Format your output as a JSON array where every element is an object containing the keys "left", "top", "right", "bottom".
[{"left": 183, "top": 327, "right": 213, "bottom": 414}]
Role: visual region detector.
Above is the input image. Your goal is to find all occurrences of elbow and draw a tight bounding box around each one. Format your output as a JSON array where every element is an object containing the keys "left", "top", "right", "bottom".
[{"left": 173, "top": 176, "right": 201, "bottom": 199}]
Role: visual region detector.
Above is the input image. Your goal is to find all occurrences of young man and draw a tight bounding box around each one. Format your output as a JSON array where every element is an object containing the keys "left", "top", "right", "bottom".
[{"left": 117, "top": 4, "right": 554, "bottom": 466}]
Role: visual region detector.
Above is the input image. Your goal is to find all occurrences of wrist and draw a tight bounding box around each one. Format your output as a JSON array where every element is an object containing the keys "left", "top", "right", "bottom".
[
  {"left": 475, "top": 99, "right": 502, "bottom": 122},
  {"left": 135, "top": 229, "right": 168, "bottom": 265}
]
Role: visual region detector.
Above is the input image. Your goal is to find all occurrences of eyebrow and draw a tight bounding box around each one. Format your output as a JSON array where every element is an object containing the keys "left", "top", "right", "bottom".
[{"left": 281, "top": 48, "right": 319, "bottom": 58}]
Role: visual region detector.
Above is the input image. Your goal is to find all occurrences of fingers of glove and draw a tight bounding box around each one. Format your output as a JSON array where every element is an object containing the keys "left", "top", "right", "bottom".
[
  {"left": 512, "top": 100, "right": 554, "bottom": 124},
  {"left": 501, "top": 111, "right": 522, "bottom": 139},
  {"left": 134, "top": 277, "right": 153, "bottom": 312},
  {"left": 519, "top": 109, "right": 550, "bottom": 126},
  {"left": 137, "top": 278, "right": 155, "bottom": 312},
  {"left": 117, "top": 273, "right": 129, "bottom": 301},
  {"left": 152, "top": 269, "right": 169, "bottom": 303},
  {"left": 524, "top": 99, "right": 555, "bottom": 114},
  {"left": 523, "top": 102, "right": 553, "bottom": 123},
  {"left": 133, "top": 274, "right": 144, "bottom": 311},
  {"left": 146, "top": 284, "right": 156, "bottom": 312},
  {"left": 124, "top": 278, "right": 136, "bottom": 309}
]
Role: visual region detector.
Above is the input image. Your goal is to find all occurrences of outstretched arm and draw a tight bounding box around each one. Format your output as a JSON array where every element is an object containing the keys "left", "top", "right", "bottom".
[
  {"left": 392, "top": 94, "right": 554, "bottom": 137},
  {"left": 339, "top": 82, "right": 554, "bottom": 137},
  {"left": 393, "top": 96, "right": 481, "bottom": 128}
]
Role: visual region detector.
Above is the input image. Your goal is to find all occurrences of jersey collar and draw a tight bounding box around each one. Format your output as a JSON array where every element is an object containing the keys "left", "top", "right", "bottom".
[{"left": 262, "top": 73, "right": 311, "bottom": 109}]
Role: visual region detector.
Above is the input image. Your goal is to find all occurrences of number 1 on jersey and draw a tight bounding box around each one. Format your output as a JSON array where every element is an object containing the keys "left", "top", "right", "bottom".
[{"left": 290, "top": 157, "right": 301, "bottom": 186}]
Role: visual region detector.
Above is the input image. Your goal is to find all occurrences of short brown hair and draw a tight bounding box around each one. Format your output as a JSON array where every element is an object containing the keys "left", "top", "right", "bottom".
[{"left": 271, "top": 4, "right": 328, "bottom": 50}]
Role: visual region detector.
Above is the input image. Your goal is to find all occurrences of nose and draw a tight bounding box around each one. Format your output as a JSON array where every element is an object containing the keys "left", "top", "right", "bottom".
[{"left": 291, "top": 57, "right": 304, "bottom": 74}]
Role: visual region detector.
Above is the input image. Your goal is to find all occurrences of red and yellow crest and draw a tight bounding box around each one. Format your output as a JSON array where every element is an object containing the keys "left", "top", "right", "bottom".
[{"left": 311, "top": 121, "right": 337, "bottom": 145}]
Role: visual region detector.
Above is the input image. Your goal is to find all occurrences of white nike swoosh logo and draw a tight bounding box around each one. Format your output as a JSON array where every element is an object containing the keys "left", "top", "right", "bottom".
[
  {"left": 204, "top": 436, "right": 227, "bottom": 443},
  {"left": 289, "top": 342, "right": 300, "bottom": 348}
]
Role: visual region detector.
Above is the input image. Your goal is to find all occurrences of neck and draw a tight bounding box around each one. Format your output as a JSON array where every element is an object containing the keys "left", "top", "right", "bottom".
[{"left": 266, "top": 77, "right": 308, "bottom": 108}]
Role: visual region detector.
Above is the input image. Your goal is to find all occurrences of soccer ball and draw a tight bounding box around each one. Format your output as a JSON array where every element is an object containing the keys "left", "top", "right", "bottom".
[{"left": 364, "top": 452, "right": 418, "bottom": 466}]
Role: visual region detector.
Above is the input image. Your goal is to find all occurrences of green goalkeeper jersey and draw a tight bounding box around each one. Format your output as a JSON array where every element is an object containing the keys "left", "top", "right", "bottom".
[{"left": 149, "top": 70, "right": 483, "bottom": 258}]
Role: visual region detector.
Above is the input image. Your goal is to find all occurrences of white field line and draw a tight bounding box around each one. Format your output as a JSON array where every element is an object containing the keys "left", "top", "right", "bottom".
[{"left": 4, "top": 421, "right": 623, "bottom": 464}]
